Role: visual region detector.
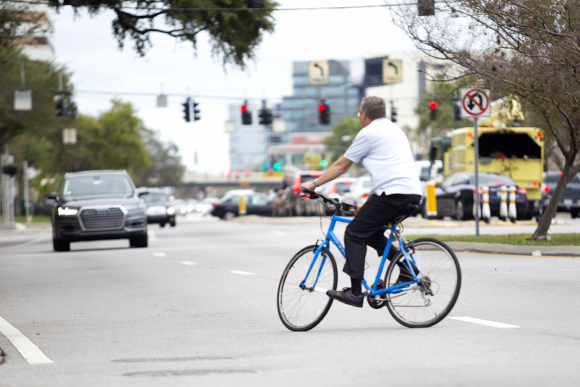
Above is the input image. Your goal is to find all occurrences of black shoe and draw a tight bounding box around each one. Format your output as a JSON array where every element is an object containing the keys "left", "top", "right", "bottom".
[
  {"left": 395, "top": 262, "right": 417, "bottom": 285},
  {"left": 326, "top": 287, "right": 364, "bottom": 308}
]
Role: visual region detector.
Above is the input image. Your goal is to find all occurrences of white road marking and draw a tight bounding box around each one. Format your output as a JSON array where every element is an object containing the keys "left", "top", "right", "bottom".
[
  {"left": 180, "top": 261, "right": 197, "bottom": 266},
  {"left": 230, "top": 271, "right": 255, "bottom": 276},
  {"left": 0, "top": 315, "right": 53, "bottom": 364},
  {"left": 153, "top": 252, "right": 166, "bottom": 257},
  {"left": 148, "top": 231, "right": 157, "bottom": 241},
  {"left": 449, "top": 316, "right": 520, "bottom": 329},
  {"left": 270, "top": 230, "right": 286, "bottom": 236}
]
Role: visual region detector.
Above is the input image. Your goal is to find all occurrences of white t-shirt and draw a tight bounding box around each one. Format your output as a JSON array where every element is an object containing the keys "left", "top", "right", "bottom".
[{"left": 344, "top": 118, "right": 422, "bottom": 196}]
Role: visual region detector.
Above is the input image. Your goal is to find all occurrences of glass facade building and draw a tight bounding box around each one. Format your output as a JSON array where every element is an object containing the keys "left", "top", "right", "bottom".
[{"left": 281, "top": 61, "right": 360, "bottom": 133}]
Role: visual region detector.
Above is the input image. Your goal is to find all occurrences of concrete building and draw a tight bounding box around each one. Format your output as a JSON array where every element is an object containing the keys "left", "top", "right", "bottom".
[{"left": 14, "top": 3, "right": 55, "bottom": 63}]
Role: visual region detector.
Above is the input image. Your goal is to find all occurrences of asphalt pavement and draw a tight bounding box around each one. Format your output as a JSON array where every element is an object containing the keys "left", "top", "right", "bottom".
[{"left": 0, "top": 213, "right": 579, "bottom": 386}]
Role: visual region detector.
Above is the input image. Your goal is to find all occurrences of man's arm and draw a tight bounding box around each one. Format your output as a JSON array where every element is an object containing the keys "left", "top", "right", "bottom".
[{"left": 300, "top": 156, "right": 354, "bottom": 192}]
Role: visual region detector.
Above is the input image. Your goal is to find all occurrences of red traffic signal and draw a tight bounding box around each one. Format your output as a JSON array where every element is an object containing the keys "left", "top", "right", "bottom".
[
  {"left": 241, "top": 105, "right": 248, "bottom": 112},
  {"left": 318, "top": 104, "right": 327, "bottom": 112},
  {"left": 428, "top": 101, "right": 437, "bottom": 109}
]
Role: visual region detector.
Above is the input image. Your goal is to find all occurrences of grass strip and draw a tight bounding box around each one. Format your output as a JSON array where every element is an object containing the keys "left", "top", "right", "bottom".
[{"left": 405, "top": 233, "right": 580, "bottom": 246}]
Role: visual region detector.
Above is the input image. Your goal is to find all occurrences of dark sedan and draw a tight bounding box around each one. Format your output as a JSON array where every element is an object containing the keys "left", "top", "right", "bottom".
[
  {"left": 542, "top": 172, "right": 580, "bottom": 218},
  {"left": 432, "top": 172, "right": 528, "bottom": 220},
  {"left": 211, "top": 191, "right": 273, "bottom": 220},
  {"left": 139, "top": 189, "right": 177, "bottom": 228}
]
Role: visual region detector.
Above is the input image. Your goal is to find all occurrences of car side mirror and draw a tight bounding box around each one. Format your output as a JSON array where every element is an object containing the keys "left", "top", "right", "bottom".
[{"left": 138, "top": 191, "right": 149, "bottom": 197}]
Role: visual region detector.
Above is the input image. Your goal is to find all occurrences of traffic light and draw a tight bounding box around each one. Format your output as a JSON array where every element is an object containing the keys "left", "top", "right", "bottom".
[
  {"left": 70, "top": 102, "right": 78, "bottom": 119},
  {"left": 318, "top": 100, "right": 330, "bottom": 125},
  {"left": 182, "top": 97, "right": 191, "bottom": 122},
  {"left": 418, "top": 0, "right": 435, "bottom": 16},
  {"left": 391, "top": 103, "right": 398, "bottom": 123},
  {"left": 429, "top": 101, "right": 437, "bottom": 121},
  {"left": 192, "top": 100, "right": 200, "bottom": 121},
  {"left": 454, "top": 100, "right": 461, "bottom": 121},
  {"left": 241, "top": 101, "right": 252, "bottom": 125},
  {"left": 54, "top": 93, "right": 70, "bottom": 117},
  {"left": 258, "top": 100, "right": 273, "bottom": 125}
]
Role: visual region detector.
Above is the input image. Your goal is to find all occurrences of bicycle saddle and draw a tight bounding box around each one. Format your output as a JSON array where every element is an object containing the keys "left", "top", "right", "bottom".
[{"left": 391, "top": 203, "right": 419, "bottom": 224}]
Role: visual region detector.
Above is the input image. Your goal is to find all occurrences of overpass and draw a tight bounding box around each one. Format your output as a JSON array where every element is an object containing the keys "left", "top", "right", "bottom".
[{"left": 181, "top": 171, "right": 284, "bottom": 191}]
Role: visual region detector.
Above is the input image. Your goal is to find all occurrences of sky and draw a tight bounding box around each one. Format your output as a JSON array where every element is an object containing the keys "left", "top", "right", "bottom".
[{"left": 48, "top": 1, "right": 417, "bottom": 175}]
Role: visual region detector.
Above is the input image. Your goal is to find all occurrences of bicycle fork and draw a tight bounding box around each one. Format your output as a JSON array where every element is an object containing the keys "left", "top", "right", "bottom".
[{"left": 299, "top": 241, "right": 331, "bottom": 294}]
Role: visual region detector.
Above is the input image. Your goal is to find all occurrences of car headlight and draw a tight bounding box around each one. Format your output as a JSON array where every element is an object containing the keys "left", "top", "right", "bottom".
[
  {"left": 124, "top": 203, "right": 145, "bottom": 211},
  {"left": 58, "top": 207, "right": 79, "bottom": 216},
  {"left": 167, "top": 207, "right": 175, "bottom": 215}
]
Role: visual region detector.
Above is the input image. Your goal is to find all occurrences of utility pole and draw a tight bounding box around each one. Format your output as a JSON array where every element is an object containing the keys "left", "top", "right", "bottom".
[{"left": 1, "top": 145, "right": 16, "bottom": 230}]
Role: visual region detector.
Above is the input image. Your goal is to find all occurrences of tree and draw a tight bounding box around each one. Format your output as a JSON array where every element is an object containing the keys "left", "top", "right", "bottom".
[
  {"left": 393, "top": 0, "right": 580, "bottom": 240},
  {"left": 0, "top": 1, "right": 44, "bottom": 48},
  {"left": 415, "top": 79, "right": 473, "bottom": 137},
  {"left": 48, "top": 0, "right": 278, "bottom": 68},
  {"left": 0, "top": 46, "right": 72, "bottom": 147},
  {"left": 323, "top": 117, "right": 361, "bottom": 163},
  {"left": 133, "top": 127, "right": 185, "bottom": 187}
]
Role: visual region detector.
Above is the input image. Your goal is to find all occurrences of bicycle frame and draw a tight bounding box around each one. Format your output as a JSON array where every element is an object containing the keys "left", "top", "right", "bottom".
[{"left": 301, "top": 214, "right": 423, "bottom": 298}]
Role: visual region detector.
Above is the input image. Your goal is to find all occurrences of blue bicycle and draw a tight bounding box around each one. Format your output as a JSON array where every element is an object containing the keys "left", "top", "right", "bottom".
[{"left": 277, "top": 190, "right": 461, "bottom": 331}]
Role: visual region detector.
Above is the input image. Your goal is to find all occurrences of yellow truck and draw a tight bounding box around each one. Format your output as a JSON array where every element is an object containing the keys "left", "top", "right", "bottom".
[{"left": 431, "top": 126, "right": 544, "bottom": 219}]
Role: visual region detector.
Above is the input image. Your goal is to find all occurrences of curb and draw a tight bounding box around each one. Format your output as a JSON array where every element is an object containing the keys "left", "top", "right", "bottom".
[{"left": 445, "top": 241, "right": 580, "bottom": 257}]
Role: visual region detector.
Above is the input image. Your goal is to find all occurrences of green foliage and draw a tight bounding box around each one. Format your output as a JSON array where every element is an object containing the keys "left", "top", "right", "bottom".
[
  {"left": 48, "top": 0, "right": 278, "bottom": 68},
  {"left": 405, "top": 234, "right": 580, "bottom": 246},
  {"left": 415, "top": 79, "right": 473, "bottom": 137},
  {"left": 0, "top": 1, "right": 44, "bottom": 48},
  {"left": 0, "top": 46, "right": 72, "bottom": 146},
  {"left": 323, "top": 117, "right": 362, "bottom": 163},
  {"left": 133, "top": 127, "right": 185, "bottom": 187}
]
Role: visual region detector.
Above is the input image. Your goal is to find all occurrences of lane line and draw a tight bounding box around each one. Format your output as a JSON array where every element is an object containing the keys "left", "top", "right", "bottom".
[
  {"left": 148, "top": 231, "right": 157, "bottom": 242},
  {"left": 270, "top": 230, "right": 286, "bottom": 236},
  {"left": 0, "top": 315, "right": 53, "bottom": 364},
  {"left": 180, "top": 261, "right": 197, "bottom": 266},
  {"left": 449, "top": 316, "right": 520, "bottom": 329},
  {"left": 230, "top": 271, "right": 255, "bottom": 276},
  {"left": 153, "top": 252, "right": 166, "bottom": 257}
]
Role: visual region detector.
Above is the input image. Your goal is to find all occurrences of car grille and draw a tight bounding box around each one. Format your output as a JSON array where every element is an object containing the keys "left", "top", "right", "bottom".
[{"left": 80, "top": 207, "right": 125, "bottom": 230}]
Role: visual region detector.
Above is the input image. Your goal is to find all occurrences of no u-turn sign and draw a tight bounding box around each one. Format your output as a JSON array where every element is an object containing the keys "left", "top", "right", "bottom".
[{"left": 460, "top": 88, "right": 491, "bottom": 118}]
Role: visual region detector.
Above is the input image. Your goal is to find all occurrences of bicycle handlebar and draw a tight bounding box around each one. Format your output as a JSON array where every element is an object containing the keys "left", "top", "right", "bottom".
[{"left": 300, "top": 188, "right": 357, "bottom": 213}]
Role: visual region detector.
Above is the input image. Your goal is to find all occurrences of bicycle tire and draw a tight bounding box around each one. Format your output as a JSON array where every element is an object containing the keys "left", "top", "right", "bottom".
[
  {"left": 277, "top": 245, "right": 337, "bottom": 331},
  {"left": 384, "top": 238, "right": 461, "bottom": 328}
]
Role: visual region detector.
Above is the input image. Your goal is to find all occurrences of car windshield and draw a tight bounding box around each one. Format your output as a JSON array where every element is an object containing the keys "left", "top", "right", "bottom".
[
  {"left": 62, "top": 175, "right": 134, "bottom": 200},
  {"left": 141, "top": 192, "right": 169, "bottom": 204},
  {"left": 335, "top": 182, "right": 353, "bottom": 194}
]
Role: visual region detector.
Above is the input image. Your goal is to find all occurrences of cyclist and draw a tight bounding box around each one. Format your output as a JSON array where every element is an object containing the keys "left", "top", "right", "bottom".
[{"left": 301, "top": 96, "right": 422, "bottom": 307}]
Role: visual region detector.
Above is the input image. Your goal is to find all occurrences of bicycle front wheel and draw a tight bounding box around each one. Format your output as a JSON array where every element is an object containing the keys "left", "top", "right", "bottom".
[
  {"left": 384, "top": 238, "right": 461, "bottom": 328},
  {"left": 277, "top": 245, "right": 337, "bottom": 331}
]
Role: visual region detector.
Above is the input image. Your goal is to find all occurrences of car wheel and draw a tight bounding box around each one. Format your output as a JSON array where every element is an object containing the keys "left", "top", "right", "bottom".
[
  {"left": 53, "top": 236, "right": 70, "bottom": 252},
  {"left": 130, "top": 234, "right": 148, "bottom": 248},
  {"left": 169, "top": 217, "right": 176, "bottom": 227},
  {"left": 455, "top": 200, "right": 470, "bottom": 221},
  {"left": 160, "top": 222, "right": 166, "bottom": 228},
  {"left": 571, "top": 209, "right": 580, "bottom": 219},
  {"left": 224, "top": 211, "right": 236, "bottom": 221}
]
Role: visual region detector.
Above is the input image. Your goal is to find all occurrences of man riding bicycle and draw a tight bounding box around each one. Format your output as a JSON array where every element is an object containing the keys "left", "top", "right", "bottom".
[{"left": 301, "top": 96, "right": 422, "bottom": 308}]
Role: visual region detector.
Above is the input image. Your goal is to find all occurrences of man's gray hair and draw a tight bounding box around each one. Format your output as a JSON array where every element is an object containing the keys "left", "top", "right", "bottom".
[{"left": 360, "top": 96, "right": 386, "bottom": 120}]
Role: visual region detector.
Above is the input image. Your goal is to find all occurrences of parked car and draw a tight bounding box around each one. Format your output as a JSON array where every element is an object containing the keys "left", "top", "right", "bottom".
[
  {"left": 139, "top": 188, "right": 176, "bottom": 227},
  {"left": 211, "top": 190, "right": 273, "bottom": 220},
  {"left": 49, "top": 170, "right": 148, "bottom": 252},
  {"left": 310, "top": 177, "right": 356, "bottom": 216},
  {"left": 342, "top": 175, "right": 372, "bottom": 207},
  {"left": 429, "top": 172, "right": 528, "bottom": 220},
  {"left": 284, "top": 171, "right": 323, "bottom": 216},
  {"left": 542, "top": 172, "right": 580, "bottom": 218}
]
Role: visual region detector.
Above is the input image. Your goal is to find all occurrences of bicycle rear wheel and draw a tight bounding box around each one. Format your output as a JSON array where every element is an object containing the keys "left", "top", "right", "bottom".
[
  {"left": 384, "top": 238, "right": 461, "bottom": 328},
  {"left": 277, "top": 245, "right": 337, "bottom": 331}
]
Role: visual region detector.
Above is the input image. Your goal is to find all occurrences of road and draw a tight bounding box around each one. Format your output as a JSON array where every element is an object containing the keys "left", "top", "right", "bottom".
[{"left": 0, "top": 214, "right": 579, "bottom": 386}]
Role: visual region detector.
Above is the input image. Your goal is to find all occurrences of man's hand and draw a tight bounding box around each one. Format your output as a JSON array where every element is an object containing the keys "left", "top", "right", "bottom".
[{"left": 301, "top": 181, "right": 316, "bottom": 193}]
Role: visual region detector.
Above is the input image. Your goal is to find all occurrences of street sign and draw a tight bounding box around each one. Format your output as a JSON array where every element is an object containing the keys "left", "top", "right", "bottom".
[
  {"left": 382, "top": 59, "right": 403, "bottom": 83},
  {"left": 460, "top": 88, "right": 491, "bottom": 118},
  {"left": 63, "top": 128, "right": 77, "bottom": 145},
  {"left": 308, "top": 61, "right": 329, "bottom": 85},
  {"left": 14, "top": 89, "right": 32, "bottom": 111}
]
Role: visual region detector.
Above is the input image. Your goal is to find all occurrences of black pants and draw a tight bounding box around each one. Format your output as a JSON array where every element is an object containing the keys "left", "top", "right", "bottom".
[{"left": 343, "top": 193, "right": 421, "bottom": 280}]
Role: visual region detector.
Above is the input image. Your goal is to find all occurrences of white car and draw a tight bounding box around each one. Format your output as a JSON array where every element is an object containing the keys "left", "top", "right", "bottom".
[{"left": 342, "top": 176, "right": 372, "bottom": 206}]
